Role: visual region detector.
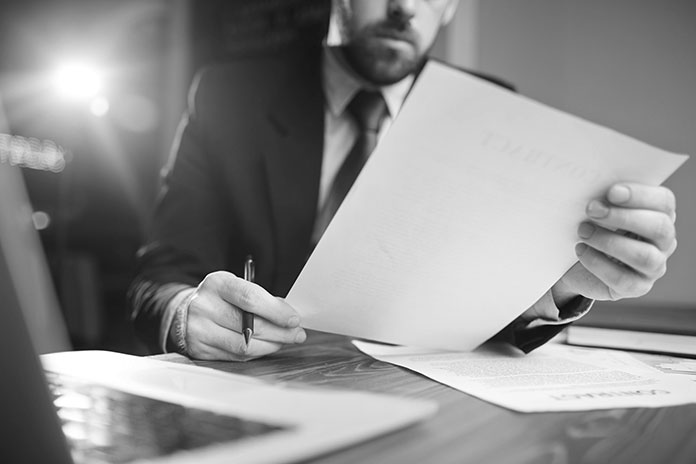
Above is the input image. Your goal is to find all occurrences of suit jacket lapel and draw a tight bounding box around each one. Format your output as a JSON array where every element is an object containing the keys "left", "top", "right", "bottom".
[{"left": 260, "top": 45, "right": 324, "bottom": 294}]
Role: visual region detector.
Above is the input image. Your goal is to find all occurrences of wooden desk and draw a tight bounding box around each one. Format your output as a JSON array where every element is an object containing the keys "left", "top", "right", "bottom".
[{"left": 155, "top": 331, "right": 696, "bottom": 464}]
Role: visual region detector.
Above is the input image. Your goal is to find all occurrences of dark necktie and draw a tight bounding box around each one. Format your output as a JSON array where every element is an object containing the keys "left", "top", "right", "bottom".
[{"left": 313, "top": 90, "right": 388, "bottom": 243}]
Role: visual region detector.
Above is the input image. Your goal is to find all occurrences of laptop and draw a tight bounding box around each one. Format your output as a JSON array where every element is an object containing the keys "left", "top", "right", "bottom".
[{"left": 0, "top": 162, "right": 438, "bottom": 464}]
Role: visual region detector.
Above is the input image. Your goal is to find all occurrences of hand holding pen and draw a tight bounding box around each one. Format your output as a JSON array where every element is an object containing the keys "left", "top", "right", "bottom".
[{"left": 177, "top": 258, "right": 306, "bottom": 361}]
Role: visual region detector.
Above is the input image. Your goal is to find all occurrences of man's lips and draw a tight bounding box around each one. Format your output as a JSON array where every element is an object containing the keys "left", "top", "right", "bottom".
[
  {"left": 374, "top": 29, "right": 417, "bottom": 46},
  {"left": 368, "top": 33, "right": 417, "bottom": 54},
  {"left": 372, "top": 36, "right": 416, "bottom": 54},
  {"left": 367, "top": 21, "right": 419, "bottom": 48}
]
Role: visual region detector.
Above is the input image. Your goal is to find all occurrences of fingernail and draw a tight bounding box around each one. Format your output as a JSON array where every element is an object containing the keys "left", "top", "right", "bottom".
[
  {"left": 608, "top": 184, "right": 631, "bottom": 204},
  {"left": 587, "top": 200, "right": 609, "bottom": 219},
  {"left": 295, "top": 330, "right": 307, "bottom": 343},
  {"left": 287, "top": 316, "right": 300, "bottom": 328},
  {"left": 577, "top": 222, "right": 595, "bottom": 239},
  {"left": 575, "top": 243, "right": 588, "bottom": 257}
]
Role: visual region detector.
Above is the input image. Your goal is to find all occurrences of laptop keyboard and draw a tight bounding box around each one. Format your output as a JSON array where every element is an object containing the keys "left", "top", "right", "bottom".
[{"left": 45, "top": 372, "right": 289, "bottom": 464}]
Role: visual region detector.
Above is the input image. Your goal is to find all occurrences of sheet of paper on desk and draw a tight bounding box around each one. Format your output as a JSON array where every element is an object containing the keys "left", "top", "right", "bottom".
[
  {"left": 287, "top": 61, "right": 689, "bottom": 351},
  {"left": 353, "top": 340, "right": 696, "bottom": 413}
]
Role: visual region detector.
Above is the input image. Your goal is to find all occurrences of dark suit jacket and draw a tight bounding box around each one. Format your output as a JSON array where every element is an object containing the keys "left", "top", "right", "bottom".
[{"left": 129, "top": 38, "right": 568, "bottom": 353}]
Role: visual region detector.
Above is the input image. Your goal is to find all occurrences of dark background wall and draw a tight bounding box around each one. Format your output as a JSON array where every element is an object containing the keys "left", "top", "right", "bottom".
[{"left": 0, "top": 0, "right": 329, "bottom": 354}]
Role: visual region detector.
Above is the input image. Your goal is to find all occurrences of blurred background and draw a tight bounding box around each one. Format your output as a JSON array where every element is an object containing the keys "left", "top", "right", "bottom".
[
  {"left": 0, "top": 0, "right": 331, "bottom": 354},
  {"left": 0, "top": 0, "right": 693, "bottom": 355}
]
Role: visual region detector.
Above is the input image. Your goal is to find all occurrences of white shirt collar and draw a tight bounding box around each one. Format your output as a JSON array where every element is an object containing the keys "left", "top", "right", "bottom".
[{"left": 322, "top": 46, "right": 415, "bottom": 120}]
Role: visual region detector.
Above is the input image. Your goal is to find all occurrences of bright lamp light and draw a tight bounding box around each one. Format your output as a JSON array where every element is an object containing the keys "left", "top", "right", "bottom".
[{"left": 52, "top": 61, "right": 103, "bottom": 100}]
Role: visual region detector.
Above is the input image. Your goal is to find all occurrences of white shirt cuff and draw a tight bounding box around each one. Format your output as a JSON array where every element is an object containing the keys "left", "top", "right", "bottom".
[
  {"left": 159, "top": 286, "right": 196, "bottom": 353},
  {"left": 524, "top": 291, "right": 594, "bottom": 329}
]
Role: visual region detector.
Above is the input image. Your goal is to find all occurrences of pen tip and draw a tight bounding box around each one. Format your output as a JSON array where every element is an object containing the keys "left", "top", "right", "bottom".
[{"left": 243, "top": 328, "right": 253, "bottom": 347}]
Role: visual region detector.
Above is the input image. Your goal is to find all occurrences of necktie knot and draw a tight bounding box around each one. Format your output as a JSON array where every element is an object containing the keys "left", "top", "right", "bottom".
[{"left": 348, "top": 90, "right": 387, "bottom": 133}]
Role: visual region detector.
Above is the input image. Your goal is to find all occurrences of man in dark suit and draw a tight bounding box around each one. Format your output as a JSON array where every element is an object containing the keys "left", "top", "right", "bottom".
[{"left": 129, "top": 0, "right": 678, "bottom": 360}]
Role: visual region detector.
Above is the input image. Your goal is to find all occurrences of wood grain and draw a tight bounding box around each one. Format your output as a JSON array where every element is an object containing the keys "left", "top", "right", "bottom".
[{"left": 155, "top": 331, "right": 696, "bottom": 464}]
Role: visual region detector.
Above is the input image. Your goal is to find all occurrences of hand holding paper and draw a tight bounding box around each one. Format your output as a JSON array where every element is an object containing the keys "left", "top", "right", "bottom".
[
  {"left": 564, "top": 182, "right": 677, "bottom": 301},
  {"left": 522, "top": 180, "right": 679, "bottom": 322},
  {"left": 287, "top": 61, "right": 688, "bottom": 351}
]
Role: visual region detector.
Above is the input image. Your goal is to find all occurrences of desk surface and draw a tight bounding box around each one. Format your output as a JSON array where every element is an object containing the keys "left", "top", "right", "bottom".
[{"left": 155, "top": 331, "right": 696, "bottom": 464}]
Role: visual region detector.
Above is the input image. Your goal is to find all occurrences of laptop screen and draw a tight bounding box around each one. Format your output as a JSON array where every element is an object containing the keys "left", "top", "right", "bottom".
[
  {"left": 44, "top": 371, "right": 289, "bottom": 463},
  {"left": 0, "top": 162, "right": 288, "bottom": 463},
  {"left": 0, "top": 214, "right": 74, "bottom": 464}
]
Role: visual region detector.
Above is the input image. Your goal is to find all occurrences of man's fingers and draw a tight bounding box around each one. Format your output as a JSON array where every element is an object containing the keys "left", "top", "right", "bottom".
[
  {"left": 585, "top": 202, "right": 676, "bottom": 252},
  {"left": 189, "top": 290, "right": 306, "bottom": 344},
  {"left": 186, "top": 318, "right": 287, "bottom": 361},
  {"left": 577, "top": 222, "right": 667, "bottom": 278},
  {"left": 575, "top": 243, "right": 653, "bottom": 299},
  {"left": 200, "top": 272, "right": 301, "bottom": 328},
  {"left": 253, "top": 319, "right": 307, "bottom": 344},
  {"left": 606, "top": 183, "right": 676, "bottom": 222},
  {"left": 196, "top": 338, "right": 283, "bottom": 362}
]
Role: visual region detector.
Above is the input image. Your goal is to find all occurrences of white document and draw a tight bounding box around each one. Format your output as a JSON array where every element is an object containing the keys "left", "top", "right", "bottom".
[
  {"left": 353, "top": 340, "right": 696, "bottom": 413},
  {"left": 287, "top": 61, "right": 689, "bottom": 351}
]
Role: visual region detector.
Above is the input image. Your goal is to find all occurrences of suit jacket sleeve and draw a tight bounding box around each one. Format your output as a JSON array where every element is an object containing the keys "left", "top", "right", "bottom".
[
  {"left": 489, "top": 295, "right": 593, "bottom": 352},
  {"left": 128, "top": 69, "right": 234, "bottom": 351}
]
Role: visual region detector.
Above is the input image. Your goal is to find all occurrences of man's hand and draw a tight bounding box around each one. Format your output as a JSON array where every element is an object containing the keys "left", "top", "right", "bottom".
[
  {"left": 181, "top": 271, "right": 306, "bottom": 361},
  {"left": 555, "top": 182, "right": 678, "bottom": 305}
]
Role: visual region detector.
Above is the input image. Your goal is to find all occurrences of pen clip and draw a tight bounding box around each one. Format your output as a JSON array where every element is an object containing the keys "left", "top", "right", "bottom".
[{"left": 244, "top": 255, "right": 255, "bottom": 283}]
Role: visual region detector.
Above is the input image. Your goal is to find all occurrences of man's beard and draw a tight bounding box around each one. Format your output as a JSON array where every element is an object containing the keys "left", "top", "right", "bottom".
[{"left": 340, "top": 19, "right": 427, "bottom": 86}]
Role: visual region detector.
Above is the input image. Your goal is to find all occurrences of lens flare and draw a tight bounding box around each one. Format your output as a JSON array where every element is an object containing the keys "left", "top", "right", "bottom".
[{"left": 52, "top": 62, "right": 103, "bottom": 100}]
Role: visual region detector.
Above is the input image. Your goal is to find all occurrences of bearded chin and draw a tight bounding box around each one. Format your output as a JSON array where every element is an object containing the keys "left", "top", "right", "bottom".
[{"left": 341, "top": 40, "right": 426, "bottom": 86}]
